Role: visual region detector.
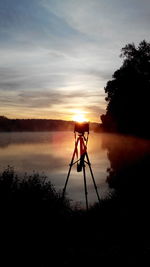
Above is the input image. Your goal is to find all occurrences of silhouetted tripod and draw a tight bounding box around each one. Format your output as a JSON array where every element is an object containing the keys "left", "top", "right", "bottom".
[{"left": 62, "top": 122, "right": 100, "bottom": 210}]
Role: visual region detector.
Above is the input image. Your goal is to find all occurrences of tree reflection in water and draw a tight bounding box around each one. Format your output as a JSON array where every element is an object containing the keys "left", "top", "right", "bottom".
[
  {"left": 101, "top": 133, "right": 150, "bottom": 264},
  {"left": 102, "top": 134, "right": 150, "bottom": 199}
]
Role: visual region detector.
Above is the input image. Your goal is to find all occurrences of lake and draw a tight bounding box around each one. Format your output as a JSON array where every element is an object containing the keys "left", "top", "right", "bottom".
[{"left": 0, "top": 131, "right": 150, "bottom": 207}]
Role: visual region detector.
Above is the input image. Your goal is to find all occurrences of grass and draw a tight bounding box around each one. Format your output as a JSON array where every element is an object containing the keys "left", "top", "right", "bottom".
[
  {"left": 0, "top": 166, "right": 150, "bottom": 266},
  {"left": 0, "top": 166, "right": 71, "bottom": 212}
]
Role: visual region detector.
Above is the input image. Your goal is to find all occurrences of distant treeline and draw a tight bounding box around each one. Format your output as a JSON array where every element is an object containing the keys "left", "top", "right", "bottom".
[{"left": 0, "top": 116, "right": 99, "bottom": 132}]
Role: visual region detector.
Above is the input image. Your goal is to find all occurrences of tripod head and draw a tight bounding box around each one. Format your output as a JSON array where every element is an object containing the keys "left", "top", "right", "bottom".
[
  {"left": 73, "top": 121, "right": 89, "bottom": 172},
  {"left": 74, "top": 121, "right": 89, "bottom": 135},
  {"left": 74, "top": 121, "right": 89, "bottom": 145}
]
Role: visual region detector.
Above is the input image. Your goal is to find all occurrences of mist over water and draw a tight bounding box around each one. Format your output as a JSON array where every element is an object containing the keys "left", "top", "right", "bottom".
[{"left": 0, "top": 131, "right": 150, "bottom": 207}]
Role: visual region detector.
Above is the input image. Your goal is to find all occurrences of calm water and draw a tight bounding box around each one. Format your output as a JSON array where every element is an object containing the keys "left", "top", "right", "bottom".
[{"left": 0, "top": 131, "right": 149, "bottom": 206}]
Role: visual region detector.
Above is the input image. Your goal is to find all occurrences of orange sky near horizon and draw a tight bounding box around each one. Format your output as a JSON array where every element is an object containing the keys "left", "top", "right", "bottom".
[
  {"left": 1, "top": 0, "right": 149, "bottom": 124},
  {"left": 1, "top": 107, "right": 102, "bottom": 123}
]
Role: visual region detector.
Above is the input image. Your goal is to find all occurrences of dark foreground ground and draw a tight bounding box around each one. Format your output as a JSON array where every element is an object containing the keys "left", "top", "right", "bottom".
[{"left": 0, "top": 166, "right": 150, "bottom": 267}]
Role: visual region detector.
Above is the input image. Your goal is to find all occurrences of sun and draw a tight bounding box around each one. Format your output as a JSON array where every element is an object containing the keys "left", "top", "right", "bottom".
[{"left": 72, "top": 112, "right": 88, "bottom": 122}]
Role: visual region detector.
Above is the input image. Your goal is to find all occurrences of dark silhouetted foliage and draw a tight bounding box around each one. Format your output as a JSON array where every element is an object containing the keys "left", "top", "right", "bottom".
[
  {"left": 0, "top": 166, "right": 72, "bottom": 266},
  {"left": 101, "top": 40, "right": 150, "bottom": 137},
  {"left": 0, "top": 117, "right": 98, "bottom": 132},
  {"left": 101, "top": 134, "right": 150, "bottom": 266},
  {"left": 0, "top": 117, "right": 74, "bottom": 131},
  {"left": 1, "top": 161, "right": 150, "bottom": 266},
  {"left": 0, "top": 166, "right": 70, "bottom": 211}
]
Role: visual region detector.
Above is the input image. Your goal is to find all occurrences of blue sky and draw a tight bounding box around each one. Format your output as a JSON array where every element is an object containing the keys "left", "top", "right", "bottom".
[{"left": 0, "top": 0, "right": 150, "bottom": 122}]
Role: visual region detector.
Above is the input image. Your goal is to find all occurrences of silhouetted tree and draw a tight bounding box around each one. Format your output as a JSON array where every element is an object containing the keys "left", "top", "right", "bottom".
[{"left": 101, "top": 40, "right": 150, "bottom": 137}]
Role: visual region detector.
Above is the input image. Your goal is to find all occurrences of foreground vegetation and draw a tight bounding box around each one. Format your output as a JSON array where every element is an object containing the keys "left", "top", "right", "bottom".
[{"left": 0, "top": 166, "right": 150, "bottom": 266}]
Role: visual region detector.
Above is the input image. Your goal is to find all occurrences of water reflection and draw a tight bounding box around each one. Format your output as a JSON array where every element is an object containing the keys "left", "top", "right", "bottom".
[
  {"left": 1, "top": 132, "right": 149, "bottom": 207},
  {"left": 101, "top": 133, "right": 150, "bottom": 213},
  {"left": 0, "top": 132, "right": 110, "bottom": 206}
]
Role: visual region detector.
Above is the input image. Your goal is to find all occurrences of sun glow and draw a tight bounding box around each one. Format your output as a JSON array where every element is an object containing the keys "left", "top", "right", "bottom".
[{"left": 72, "top": 111, "right": 88, "bottom": 122}]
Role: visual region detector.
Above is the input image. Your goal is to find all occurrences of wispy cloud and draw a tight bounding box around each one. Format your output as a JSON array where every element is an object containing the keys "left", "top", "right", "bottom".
[{"left": 0, "top": 0, "right": 150, "bottom": 121}]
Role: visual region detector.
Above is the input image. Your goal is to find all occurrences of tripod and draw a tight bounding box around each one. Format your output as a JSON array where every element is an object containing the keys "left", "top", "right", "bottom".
[{"left": 62, "top": 132, "right": 100, "bottom": 210}]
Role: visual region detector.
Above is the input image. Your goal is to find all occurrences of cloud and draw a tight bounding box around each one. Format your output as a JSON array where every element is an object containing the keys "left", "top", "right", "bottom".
[
  {"left": 0, "top": 0, "right": 150, "bottom": 121},
  {"left": 43, "top": 0, "right": 150, "bottom": 42}
]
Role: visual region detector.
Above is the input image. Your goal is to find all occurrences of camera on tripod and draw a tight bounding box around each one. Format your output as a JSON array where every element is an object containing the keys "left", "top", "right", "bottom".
[
  {"left": 74, "top": 121, "right": 89, "bottom": 134},
  {"left": 63, "top": 119, "right": 100, "bottom": 210}
]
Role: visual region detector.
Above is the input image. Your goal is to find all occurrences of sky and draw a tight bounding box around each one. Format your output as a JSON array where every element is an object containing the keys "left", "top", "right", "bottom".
[{"left": 0, "top": 0, "right": 150, "bottom": 122}]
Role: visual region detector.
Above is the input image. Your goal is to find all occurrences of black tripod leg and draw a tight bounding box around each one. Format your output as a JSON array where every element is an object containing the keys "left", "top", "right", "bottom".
[
  {"left": 85, "top": 152, "right": 101, "bottom": 204},
  {"left": 62, "top": 139, "right": 79, "bottom": 199},
  {"left": 83, "top": 164, "right": 89, "bottom": 211},
  {"left": 62, "top": 164, "right": 72, "bottom": 199}
]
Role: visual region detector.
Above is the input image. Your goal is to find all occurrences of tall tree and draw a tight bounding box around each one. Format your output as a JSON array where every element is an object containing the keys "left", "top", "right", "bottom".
[{"left": 101, "top": 40, "right": 150, "bottom": 137}]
